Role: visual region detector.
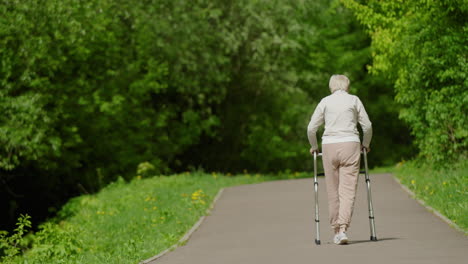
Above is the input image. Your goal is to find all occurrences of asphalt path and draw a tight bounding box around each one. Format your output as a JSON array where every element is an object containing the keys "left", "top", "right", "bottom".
[{"left": 151, "top": 174, "right": 467, "bottom": 264}]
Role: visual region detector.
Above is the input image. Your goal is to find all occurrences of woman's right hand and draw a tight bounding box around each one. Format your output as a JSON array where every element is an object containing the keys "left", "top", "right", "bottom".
[{"left": 310, "top": 148, "right": 319, "bottom": 156}]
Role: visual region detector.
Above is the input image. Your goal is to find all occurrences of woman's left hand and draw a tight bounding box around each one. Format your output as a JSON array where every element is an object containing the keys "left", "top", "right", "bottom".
[{"left": 361, "top": 145, "right": 371, "bottom": 153}]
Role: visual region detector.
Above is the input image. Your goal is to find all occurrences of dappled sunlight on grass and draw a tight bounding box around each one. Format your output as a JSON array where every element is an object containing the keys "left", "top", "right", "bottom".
[
  {"left": 13, "top": 172, "right": 291, "bottom": 263},
  {"left": 395, "top": 160, "right": 467, "bottom": 231}
]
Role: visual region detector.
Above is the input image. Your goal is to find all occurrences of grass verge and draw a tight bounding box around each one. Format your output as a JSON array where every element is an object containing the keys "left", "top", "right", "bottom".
[
  {"left": 3, "top": 171, "right": 309, "bottom": 264},
  {"left": 394, "top": 160, "right": 467, "bottom": 232}
]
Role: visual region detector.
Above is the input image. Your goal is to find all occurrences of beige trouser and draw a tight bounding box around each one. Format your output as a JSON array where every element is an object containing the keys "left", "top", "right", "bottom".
[{"left": 322, "top": 142, "right": 361, "bottom": 233}]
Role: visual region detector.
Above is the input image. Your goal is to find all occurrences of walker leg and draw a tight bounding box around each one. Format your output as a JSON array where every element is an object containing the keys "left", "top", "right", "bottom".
[
  {"left": 363, "top": 151, "right": 377, "bottom": 241},
  {"left": 313, "top": 152, "right": 321, "bottom": 245}
]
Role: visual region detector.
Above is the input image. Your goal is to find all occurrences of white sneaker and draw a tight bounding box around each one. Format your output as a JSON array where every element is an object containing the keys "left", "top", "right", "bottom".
[
  {"left": 334, "top": 232, "right": 348, "bottom": 245},
  {"left": 333, "top": 233, "right": 340, "bottom": 244}
]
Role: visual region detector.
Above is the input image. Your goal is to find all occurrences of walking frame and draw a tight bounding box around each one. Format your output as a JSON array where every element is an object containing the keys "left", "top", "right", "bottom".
[{"left": 313, "top": 150, "right": 377, "bottom": 245}]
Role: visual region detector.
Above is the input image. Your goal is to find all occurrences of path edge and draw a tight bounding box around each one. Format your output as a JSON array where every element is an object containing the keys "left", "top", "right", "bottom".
[
  {"left": 139, "top": 188, "right": 225, "bottom": 264},
  {"left": 392, "top": 174, "right": 467, "bottom": 235}
]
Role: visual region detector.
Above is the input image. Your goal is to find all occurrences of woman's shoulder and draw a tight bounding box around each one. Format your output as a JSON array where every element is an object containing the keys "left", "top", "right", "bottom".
[
  {"left": 325, "top": 91, "right": 360, "bottom": 101},
  {"left": 343, "top": 92, "right": 362, "bottom": 102}
]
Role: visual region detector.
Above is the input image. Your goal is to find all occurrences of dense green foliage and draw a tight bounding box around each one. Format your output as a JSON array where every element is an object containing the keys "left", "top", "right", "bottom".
[
  {"left": 1, "top": 0, "right": 413, "bottom": 229},
  {"left": 342, "top": 0, "right": 467, "bottom": 164},
  {"left": 0, "top": 172, "right": 308, "bottom": 263},
  {"left": 395, "top": 160, "right": 468, "bottom": 231}
]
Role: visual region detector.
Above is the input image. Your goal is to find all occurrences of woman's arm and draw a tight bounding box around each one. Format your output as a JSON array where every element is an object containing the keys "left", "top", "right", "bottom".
[
  {"left": 307, "top": 101, "right": 325, "bottom": 152},
  {"left": 356, "top": 98, "right": 372, "bottom": 148}
]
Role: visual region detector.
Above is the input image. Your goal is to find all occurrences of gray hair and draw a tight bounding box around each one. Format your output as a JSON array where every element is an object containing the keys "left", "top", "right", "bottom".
[{"left": 329, "top": 74, "right": 350, "bottom": 93}]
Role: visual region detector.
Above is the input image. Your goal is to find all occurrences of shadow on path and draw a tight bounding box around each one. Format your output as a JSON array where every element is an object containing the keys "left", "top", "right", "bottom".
[{"left": 348, "top": 237, "right": 400, "bottom": 245}]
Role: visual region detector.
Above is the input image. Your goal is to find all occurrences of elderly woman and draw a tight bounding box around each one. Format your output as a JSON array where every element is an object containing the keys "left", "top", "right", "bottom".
[{"left": 307, "top": 74, "right": 372, "bottom": 245}]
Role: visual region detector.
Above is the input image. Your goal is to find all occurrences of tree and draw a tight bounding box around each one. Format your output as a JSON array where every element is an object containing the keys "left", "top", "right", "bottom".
[{"left": 342, "top": 0, "right": 467, "bottom": 164}]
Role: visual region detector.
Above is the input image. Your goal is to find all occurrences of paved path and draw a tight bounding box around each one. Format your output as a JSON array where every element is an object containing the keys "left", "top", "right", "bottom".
[{"left": 152, "top": 174, "right": 467, "bottom": 264}]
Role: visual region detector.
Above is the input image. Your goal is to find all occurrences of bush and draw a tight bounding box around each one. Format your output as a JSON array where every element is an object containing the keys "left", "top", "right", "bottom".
[
  {"left": 342, "top": 0, "right": 467, "bottom": 164},
  {"left": 0, "top": 214, "right": 31, "bottom": 263}
]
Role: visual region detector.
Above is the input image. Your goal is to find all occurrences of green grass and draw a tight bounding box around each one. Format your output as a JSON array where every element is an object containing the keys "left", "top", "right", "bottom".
[
  {"left": 369, "top": 166, "right": 396, "bottom": 174},
  {"left": 6, "top": 171, "right": 309, "bottom": 264},
  {"left": 394, "top": 160, "right": 468, "bottom": 232}
]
